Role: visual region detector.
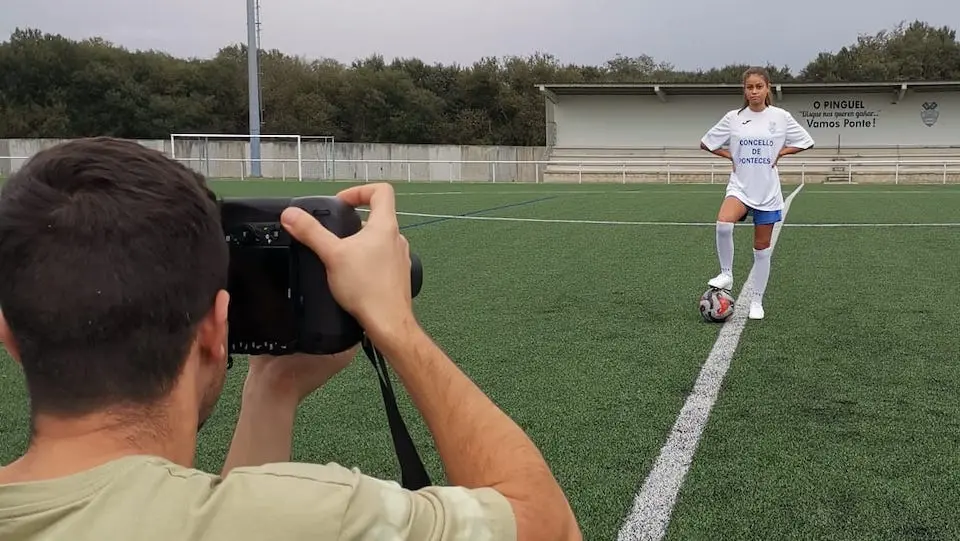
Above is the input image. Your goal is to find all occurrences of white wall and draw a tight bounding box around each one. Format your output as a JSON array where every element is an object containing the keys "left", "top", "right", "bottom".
[
  {"left": 0, "top": 140, "right": 548, "bottom": 182},
  {"left": 553, "top": 91, "right": 960, "bottom": 149}
]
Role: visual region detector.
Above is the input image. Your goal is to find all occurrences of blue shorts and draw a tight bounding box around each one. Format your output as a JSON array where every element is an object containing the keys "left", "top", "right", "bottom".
[
  {"left": 724, "top": 195, "right": 783, "bottom": 225},
  {"left": 738, "top": 207, "right": 782, "bottom": 225}
]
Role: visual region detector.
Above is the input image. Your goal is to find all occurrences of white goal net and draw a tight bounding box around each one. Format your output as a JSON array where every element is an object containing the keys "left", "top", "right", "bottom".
[{"left": 168, "top": 133, "right": 336, "bottom": 181}]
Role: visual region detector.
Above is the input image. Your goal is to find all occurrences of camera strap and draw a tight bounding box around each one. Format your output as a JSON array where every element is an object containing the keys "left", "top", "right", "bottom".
[{"left": 361, "top": 335, "right": 432, "bottom": 490}]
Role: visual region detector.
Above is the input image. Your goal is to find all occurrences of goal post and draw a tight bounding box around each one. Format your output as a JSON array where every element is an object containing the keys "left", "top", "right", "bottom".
[
  {"left": 301, "top": 135, "right": 336, "bottom": 182},
  {"left": 169, "top": 133, "right": 304, "bottom": 181}
]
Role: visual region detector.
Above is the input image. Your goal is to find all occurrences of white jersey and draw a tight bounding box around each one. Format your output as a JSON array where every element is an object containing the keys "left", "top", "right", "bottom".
[{"left": 700, "top": 105, "right": 815, "bottom": 211}]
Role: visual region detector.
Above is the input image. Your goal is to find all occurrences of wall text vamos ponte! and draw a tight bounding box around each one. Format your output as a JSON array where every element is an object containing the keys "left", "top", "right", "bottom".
[{"left": 797, "top": 98, "right": 880, "bottom": 129}]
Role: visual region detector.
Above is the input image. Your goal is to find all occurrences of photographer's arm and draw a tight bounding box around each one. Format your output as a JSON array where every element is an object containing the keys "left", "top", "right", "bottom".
[
  {"left": 368, "top": 317, "right": 581, "bottom": 541},
  {"left": 279, "top": 183, "right": 580, "bottom": 540},
  {"left": 221, "top": 349, "right": 358, "bottom": 476},
  {"left": 221, "top": 375, "right": 297, "bottom": 476}
]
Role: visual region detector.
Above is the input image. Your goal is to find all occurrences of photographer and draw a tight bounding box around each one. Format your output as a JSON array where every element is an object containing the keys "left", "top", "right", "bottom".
[{"left": 0, "top": 138, "right": 581, "bottom": 540}]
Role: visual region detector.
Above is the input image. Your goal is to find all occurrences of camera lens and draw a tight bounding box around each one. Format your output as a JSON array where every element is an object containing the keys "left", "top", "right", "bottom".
[{"left": 410, "top": 253, "right": 423, "bottom": 298}]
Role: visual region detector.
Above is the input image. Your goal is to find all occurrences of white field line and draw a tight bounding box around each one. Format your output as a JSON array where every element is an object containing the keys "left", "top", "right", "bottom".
[
  {"left": 381, "top": 189, "right": 958, "bottom": 196},
  {"left": 355, "top": 208, "right": 959, "bottom": 228}
]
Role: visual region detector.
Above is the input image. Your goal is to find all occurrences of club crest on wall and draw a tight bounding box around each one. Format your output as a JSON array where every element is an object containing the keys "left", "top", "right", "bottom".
[{"left": 920, "top": 102, "right": 939, "bottom": 127}]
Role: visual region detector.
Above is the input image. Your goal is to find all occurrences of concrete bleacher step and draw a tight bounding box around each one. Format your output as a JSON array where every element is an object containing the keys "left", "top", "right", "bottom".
[
  {"left": 548, "top": 147, "right": 960, "bottom": 161},
  {"left": 540, "top": 146, "right": 959, "bottom": 184}
]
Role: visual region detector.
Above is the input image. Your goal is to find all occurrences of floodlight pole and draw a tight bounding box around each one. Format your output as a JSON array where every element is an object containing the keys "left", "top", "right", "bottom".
[{"left": 246, "top": 0, "right": 262, "bottom": 177}]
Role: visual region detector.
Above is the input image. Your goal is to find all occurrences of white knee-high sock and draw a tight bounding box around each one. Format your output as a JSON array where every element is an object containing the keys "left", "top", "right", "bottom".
[
  {"left": 716, "top": 222, "right": 734, "bottom": 276},
  {"left": 753, "top": 247, "right": 772, "bottom": 304}
]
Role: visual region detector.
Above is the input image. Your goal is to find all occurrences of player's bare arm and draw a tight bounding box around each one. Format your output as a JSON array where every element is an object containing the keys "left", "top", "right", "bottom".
[{"left": 700, "top": 141, "right": 733, "bottom": 162}]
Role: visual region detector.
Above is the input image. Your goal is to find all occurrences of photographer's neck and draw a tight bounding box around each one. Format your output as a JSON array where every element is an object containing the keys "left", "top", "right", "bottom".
[{"left": 0, "top": 401, "right": 198, "bottom": 484}]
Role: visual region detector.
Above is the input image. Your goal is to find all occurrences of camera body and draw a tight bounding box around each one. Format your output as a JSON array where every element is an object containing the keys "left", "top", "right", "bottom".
[{"left": 221, "top": 195, "right": 421, "bottom": 356}]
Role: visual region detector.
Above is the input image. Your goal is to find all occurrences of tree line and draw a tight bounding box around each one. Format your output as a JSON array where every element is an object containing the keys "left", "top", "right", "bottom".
[{"left": 1, "top": 20, "right": 959, "bottom": 146}]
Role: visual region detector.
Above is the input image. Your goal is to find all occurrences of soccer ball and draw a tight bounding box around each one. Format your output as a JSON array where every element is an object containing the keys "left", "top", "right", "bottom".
[{"left": 699, "top": 287, "right": 735, "bottom": 323}]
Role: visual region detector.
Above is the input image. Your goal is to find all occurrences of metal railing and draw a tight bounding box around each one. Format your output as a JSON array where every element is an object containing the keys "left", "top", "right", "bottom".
[{"left": 2, "top": 155, "right": 960, "bottom": 184}]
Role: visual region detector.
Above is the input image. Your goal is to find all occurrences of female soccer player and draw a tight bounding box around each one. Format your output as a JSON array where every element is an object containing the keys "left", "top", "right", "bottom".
[{"left": 699, "top": 67, "right": 815, "bottom": 320}]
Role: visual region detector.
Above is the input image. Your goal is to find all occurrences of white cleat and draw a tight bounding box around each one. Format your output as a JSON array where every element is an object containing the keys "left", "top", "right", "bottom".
[
  {"left": 707, "top": 273, "right": 733, "bottom": 291},
  {"left": 748, "top": 302, "right": 765, "bottom": 320}
]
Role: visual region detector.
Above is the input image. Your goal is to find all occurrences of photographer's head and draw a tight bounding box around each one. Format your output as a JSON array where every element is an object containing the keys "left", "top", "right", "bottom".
[{"left": 0, "top": 137, "right": 230, "bottom": 463}]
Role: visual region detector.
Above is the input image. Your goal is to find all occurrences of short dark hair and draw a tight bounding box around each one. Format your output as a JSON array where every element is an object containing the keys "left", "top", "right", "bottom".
[{"left": 0, "top": 137, "right": 228, "bottom": 417}]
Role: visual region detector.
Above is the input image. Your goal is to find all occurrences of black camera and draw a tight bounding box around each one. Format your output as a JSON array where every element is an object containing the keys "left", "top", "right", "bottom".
[{"left": 220, "top": 195, "right": 423, "bottom": 356}]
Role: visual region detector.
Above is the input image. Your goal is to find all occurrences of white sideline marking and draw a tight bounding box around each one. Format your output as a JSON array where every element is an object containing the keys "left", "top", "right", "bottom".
[
  {"left": 786, "top": 222, "right": 960, "bottom": 227},
  {"left": 396, "top": 190, "right": 719, "bottom": 196},
  {"left": 386, "top": 188, "right": 959, "bottom": 197},
  {"left": 615, "top": 184, "right": 803, "bottom": 541},
  {"left": 355, "top": 208, "right": 959, "bottom": 228}
]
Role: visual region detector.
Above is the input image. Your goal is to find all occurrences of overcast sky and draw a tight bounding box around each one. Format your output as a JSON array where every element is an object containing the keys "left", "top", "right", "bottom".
[{"left": 4, "top": 0, "right": 958, "bottom": 73}]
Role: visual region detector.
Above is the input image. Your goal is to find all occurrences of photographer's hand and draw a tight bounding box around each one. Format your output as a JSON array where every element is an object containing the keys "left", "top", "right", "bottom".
[
  {"left": 246, "top": 346, "right": 359, "bottom": 402},
  {"left": 221, "top": 346, "right": 359, "bottom": 476},
  {"left": 280, "top": 184, "right": 415, "bottom": 338},
  {"left": 281, "top": 183, "right": 582, "bottom": 541}
]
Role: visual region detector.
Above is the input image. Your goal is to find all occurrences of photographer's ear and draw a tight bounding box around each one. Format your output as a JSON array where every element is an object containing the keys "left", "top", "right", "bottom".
[
  {"left": 0, "top": 309, "right": 22, "bottom": 363},
  {"left": 195, "top": 290, "right": 230, "bottom": 366}
]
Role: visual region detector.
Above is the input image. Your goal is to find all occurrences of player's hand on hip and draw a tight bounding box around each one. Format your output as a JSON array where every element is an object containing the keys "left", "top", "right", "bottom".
[{"left": 280, "top": 182, "right": 415, "bottom": 336}]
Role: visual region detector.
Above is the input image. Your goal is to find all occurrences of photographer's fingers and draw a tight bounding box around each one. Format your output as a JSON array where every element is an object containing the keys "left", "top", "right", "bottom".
[
  {"left": 336, "top": 183, "right": 397, "bottom": 229},
  {"left": 280, "top": 207, "right": 342, "bottom": 260}
]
